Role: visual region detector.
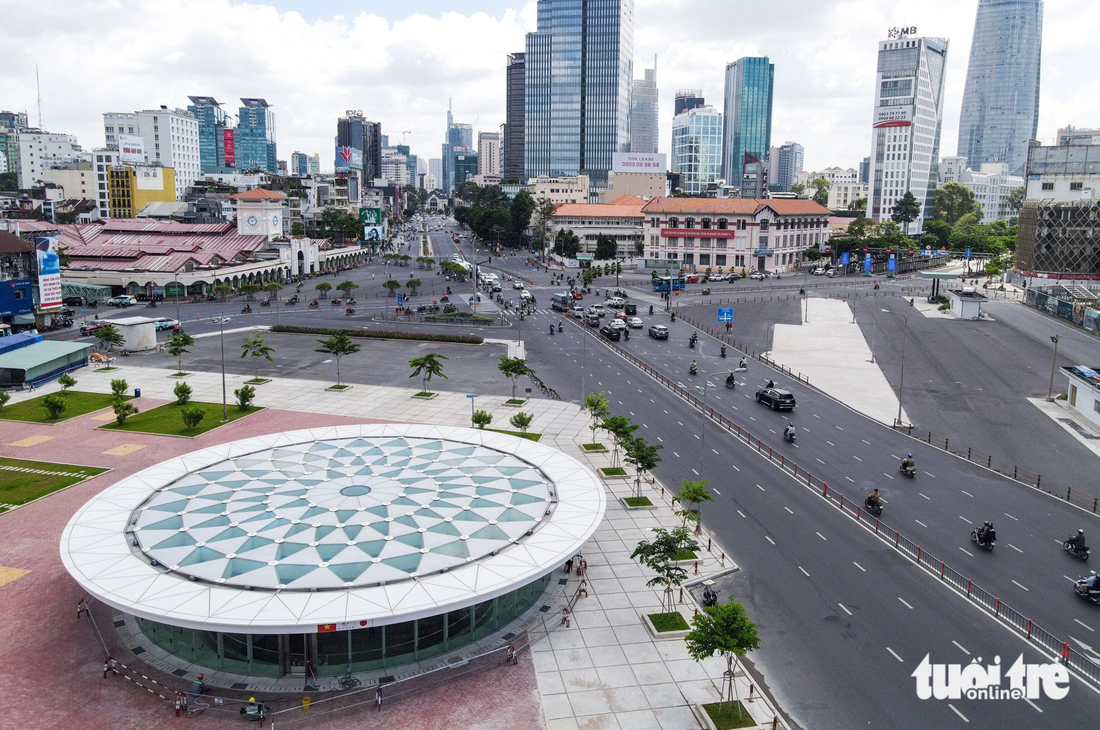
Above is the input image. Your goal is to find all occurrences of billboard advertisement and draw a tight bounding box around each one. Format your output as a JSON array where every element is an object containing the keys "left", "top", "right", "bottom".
[
  {"left": 358, "top": 208, "right": 383, "bottom": 225},
  {"left": 118, "top": 134, "right": 145, "bottom": 164},
  {"left": 362, "top": 225, "right": 384, "bottom": 243},
  {"left": 612, "top": 152, "right": 667, "bottom": 173},
  {"left": 34, "top": 236, "right": 62, "bottom": 309},
  {"left": 336, "top": 145, "right": 363, "bottom": 171},
  {"left": 223, "top": 129, "right": 235, "bottom": 166},
  {"left": 872, "top": 106, "right": 913, "bottom": 128}
]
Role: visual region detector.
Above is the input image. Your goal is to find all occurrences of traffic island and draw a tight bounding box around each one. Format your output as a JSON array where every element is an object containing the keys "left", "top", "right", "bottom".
[
  {"left": 503, "top": 398, "right": 528, "bottom": 407},
  {"left": 99, "top": 401, "right": 261, "bottom": 438},
  {"left": 244, "top": 378, "right": 271, "bottom": 385},
  {"left": 486, "top": 428, "right": 542, "bottom": 442},
  {"left": 643, "top": 611, "right": 691, "bottom": 639},
  {"left": 0, "top": 391, "right": 130, "bottom": 424}
]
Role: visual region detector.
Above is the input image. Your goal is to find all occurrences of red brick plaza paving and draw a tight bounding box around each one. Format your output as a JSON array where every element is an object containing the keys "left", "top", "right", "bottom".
[{"left": 0, "top": 400, "right": 544, "bottom": 730}]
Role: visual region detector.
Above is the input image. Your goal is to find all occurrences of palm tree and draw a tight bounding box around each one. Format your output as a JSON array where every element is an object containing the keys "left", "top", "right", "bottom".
[{"left": 408, "top": 353, "right": 448, "bottom": 394}]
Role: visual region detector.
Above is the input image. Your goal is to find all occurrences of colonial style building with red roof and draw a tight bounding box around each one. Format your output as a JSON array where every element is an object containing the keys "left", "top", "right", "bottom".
[
  {"left": 549, "top": 195, "right": 647, "bottom": 260},
  {"left": 639, "top": 197, "right": 831, "bottom": 274}
]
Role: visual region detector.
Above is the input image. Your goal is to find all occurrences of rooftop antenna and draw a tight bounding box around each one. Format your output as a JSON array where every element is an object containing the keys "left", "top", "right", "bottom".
[{"left": 36, "top": 64, "right": 43, "bottom": 129}]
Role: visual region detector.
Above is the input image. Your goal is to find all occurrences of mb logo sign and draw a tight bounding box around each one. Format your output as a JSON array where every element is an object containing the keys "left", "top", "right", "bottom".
[{"left": 912, "top": 654, "right": 1069, "bottom": 701}]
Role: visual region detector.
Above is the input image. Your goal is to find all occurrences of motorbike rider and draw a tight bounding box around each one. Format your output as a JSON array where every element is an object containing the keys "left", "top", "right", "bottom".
[
  {"left": 649, "top": 305, "right": 654, "bottom": 315},
  {"left": 977, "top": 521, "right": 995, "bottom": 544},
  {"left": 549, "top": 324, "right": 554, "bottom": 335},
  {"left": 558, "top": 321, "right": 563, "bottom": 332},
  {"left": 739, "top": 357, "right": 748, "bottom": 370},
  {"left": 1085, "top": 572, "right": 1100, "bottom": 597},
  {"left": 1069, "top": 529, "right": 1087, "bottom": 551},
  {"left": 866, "top": 489, "right": 881, "bottom": 509},
  {"left": 726, "top": 372, "right": 736, "bottom": 387},
  {"left": 784, "top": 422, "right": 795, "bottom": 440},
  {"left": 901, "top": 453, "right": 915, "bottom": 472},
  {"left": 689, "top": 360, "right": 697, "bottom": 374},
  {"left": 721, "top": 345, "right": 727, "bottom": 357}
]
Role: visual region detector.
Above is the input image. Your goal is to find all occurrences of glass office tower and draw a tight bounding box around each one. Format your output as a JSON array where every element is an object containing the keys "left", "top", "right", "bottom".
[
  {"left": 671, "top": 106, "right": 723, "bottom": 195},
  {"left": 957, "top": 0, "right": 1043, "bottom": 176},
  {"left": 721, "top": 57, "right": 774, "bottom": 196},
  {"left": 236, "top": 99, "right": 277, "bottom": 173},
  {"left": 524, "top": 0, "right": 634, "bottom": 188},
  {"left": 187, "top": 96, "right": 228, "bottom": 173}
]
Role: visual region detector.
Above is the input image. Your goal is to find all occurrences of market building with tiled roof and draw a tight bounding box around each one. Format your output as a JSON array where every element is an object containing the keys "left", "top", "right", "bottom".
[
  {"left": 549, "top": 196, "right": 647, "bottom": 260},
  {"left": 640, "top": 197, "right": 831, "bottom": 274}
]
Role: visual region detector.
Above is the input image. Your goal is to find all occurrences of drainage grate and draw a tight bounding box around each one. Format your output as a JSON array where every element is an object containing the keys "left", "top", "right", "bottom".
[
  {"left": 172, "top": 669, "right": 188, "bottom": 677},
  {"left": 379, "top": 675, "right": 395, "bottom": 685},
  {"left": 113, "top": 620, "right": 125, "bottom": 628},
  {"left": 132, "top": 646, "right": 145, "bottom": 655},
  {"left": 502, "top": 632, "right": 515, "bottom": 641},
  {"left": 558, "top": 578, "right": 568, "bottom": 585},
  {"left": 539, "top": 605, "right": 551, "bottom": 613},
  {"left": 232, "top": 683, "right": 249, "bottom": 690}
]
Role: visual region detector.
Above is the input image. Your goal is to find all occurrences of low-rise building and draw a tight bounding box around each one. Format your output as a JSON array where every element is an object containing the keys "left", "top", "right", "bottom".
[
  {"left": 827, "top": 182, "right": 868, "bottom": 211},
  {"left": 1062, "top": 365, "right": 1100, "bottom": 431},
  {"left": 38, "top": 163, "right": 97, "bottom": 201},
  {"left": 0, "top": 229, "right": 39, "bottom": 331},
  {"left": 17, "top": 129, "right": 84, "bottom": 190},
  {"left": 640, "top": 197, "right": 831, "bottom": 273},
  {"left": 955, "top": 163, "right": 1023, "bottom": 223},
  {"left": 107, "top": 164, "right": 176, "bottom": 218},
  {"left": 598, "top": 172, "right": 667, "bottom": 203},
  {"left": 528, "top": 175, "right": 590, "bottom": 205},
  {"left": 549, "top": 195, "right": 646, "bottom": 258}
]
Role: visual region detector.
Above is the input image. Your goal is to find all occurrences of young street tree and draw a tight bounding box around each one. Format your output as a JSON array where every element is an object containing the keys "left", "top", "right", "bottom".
[
  {"left": 315, "top": 281, "right": 333, "bottom": 299},
  {"left": 167, "top": 332, "right": 195, "bottom": 376},
  {"left": 623, "top": 435, "right": 663, "bottom": 498},
  {"left": 890, "top": 191, "right": 922, "bottom": 235},
  {"left": 405, "top": 278, "right": 422, "bottom": 296},
  {"left": 584, "top": 392, "right": 610, "bottom": 446},
  {"left": 408, "top": 353, "right": 448, "bottom": 394},
  {"left": 594, "top": 234, "right": 617, "bottom": 261},
  {"left": 685, "top": 599, "right": 761, "bottom": 716},
  {"left": 240, "top": 334, "right": 274, "bottom": 381},
  {"left": 600, "top": 414, "right": 638, "bottom": 469},
  {"left": 509, "top": 411, "right": 534, "bottom": 434},
  {"left": 383, "top": 279, "right": 402, "bottom": 297},
  {"left": 675, "top": 479, "right": 713, "bottom": 534},
  {"left": 315, "top": 330, "right": 361, "bottom": 387},
  {"left": 497, "top": 356, "right": 534, "bottom": 401},
  {"left": 94, "top": 324, "right": 125, "bottom": 354},
  {"left": 471, "top": 409, "right": 493, "bottom": 429},
  {"left": 631, "top": 527, "right": 691, "bottom": 614},
  {"left": 336, "top": 280, "right": 359, "bottom": 299}
]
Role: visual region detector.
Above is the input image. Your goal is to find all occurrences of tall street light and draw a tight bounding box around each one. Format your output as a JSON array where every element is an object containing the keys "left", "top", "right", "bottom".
[
  {"left": 880, "top": 307, "right": 919, "bottom": 428},
  {"left": 1047, "top": 335, "right": 1061, "bottom": 401},
  {"left": 173, "top": 273, "right": 181, "bottom": 326},
  {"left": 213, "top": 316, "right": 231, "bottom": 422}
]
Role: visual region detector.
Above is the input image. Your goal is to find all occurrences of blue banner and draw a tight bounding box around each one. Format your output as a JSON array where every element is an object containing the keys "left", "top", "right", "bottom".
[{"left": 887, "top": 258, "right": 896, "bottom": 272}]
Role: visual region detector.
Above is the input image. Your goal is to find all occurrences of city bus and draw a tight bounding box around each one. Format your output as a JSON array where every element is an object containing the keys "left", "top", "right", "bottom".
[{"left": 652, "top": 275, "right": 686, "bottom": 292}]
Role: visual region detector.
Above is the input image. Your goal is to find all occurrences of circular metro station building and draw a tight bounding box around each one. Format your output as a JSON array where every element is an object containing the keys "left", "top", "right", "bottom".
[{"left": 61, "top": 424, "right": 604, "bottom": 678}]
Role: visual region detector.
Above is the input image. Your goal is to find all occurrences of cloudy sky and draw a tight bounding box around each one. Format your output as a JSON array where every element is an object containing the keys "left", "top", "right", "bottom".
[{"left": 1, "top": 0, "right": 1095, "bottom": 174}]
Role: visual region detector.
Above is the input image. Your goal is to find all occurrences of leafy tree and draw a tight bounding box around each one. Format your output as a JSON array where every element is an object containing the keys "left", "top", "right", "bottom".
[
  {"left": 0, "top": 391, "right": 10, "bottom": 410},
  {"left": 933, "top": 181, "right": 982, "bottom": 225},
  {"left": 845, "top": 214, "right": 874, "bottom": 241},
  {"left": 113, "top": 398, "right": 139, "bottom": 426},
  {"left": 213, "top": 284, "right": 231, "bottom": 301},
  {"left": 675, "top": 479, "right": 713, "bottom": 534},
  {"left": 167, "top": 332, "right": 195, "bottom": 376},
  {"left": 0, "top": 172, "right": 17, "bottom": 192},
  {"left": 315, "top": 281, "right": 333, "bottom": 298},
  {"left": 685, "top": 599, "right": 761, "bottom": 716},
  {"left": 408, "top": 353, "right": 448, "bottom": 394},
  {"left": 472, "top": 409, "right": 493, "bottom": 429},
  {"left": 790, "top": 182, "right": 805, "bottom": 197},
  {"left": 173, "top": 381, "right": 192, "bottom": 405},
  {"left": 290, "top": 222, "right": 305, "bottom": 236},
  {"left": 320, "top": 209, "right": 362, "bottom": 242},
  {"left": 234, "top": 384, "right": 256, "bottom": 410},
  {"left": 43, "top": 394, "right": 67, "bottom": 420},
  {"left": 631, "top": 527, "right": 691, "bottom": 613},
  {"left": 878, "top": 221, "right": 906, "bottom": 244},
  {"left": 803, "top": 245, "right": 823, "bottom": 263},
  {"left": 532, "top": 197, "right": 557, "bottom": 253},
  {"left": 240, "top": 283, "right": 260, "bottom": 300},
  {"left": 553, "top": 228, "right": 581, "bottom": 258},
  {"left": 922, "top": 219, "right": 953, "bottom": 249},
  {"left": 600, "top": 414, "right": 638, "bottom": 469},
  {"left": 57, "top": 373, "right": 77, "bottom": 391},
  {"left": 240, "top": 334, "right": 274, "bottom": 381},
  {"left": 94, "top": 324, "right": 125, "bottom": 354},
  {"left": 180, "top": 405, "right": 205, "bottom": 432},
  {"left": 510, "top": 189, "right": 536, "bottom": 243},
  {"left": 383, "top": 279, "right": 401, "bottom": 297},
  {"left": 595, "top": 234, "right": 617, "bottom": 261},
  {"left": 890, "top": 191, "right": 922, "bottom": 235},
  {"left": 624, "top": 435, "right": 663, "bottom": 498},
  {"left": 110, "top": 379, "right": 129, "bottom": 399},
  {"left": 1006, "top": 186, "right": 1025, "bottom": 219},
  {"left": 497, "top": 356, "right": 534, "bottom": 401},
  {"left": 810, "top": 177, "right": 831, "bottom": 206},
  {"left": 336, "top": 280, "right": 359, "bottom": 298},
  {"left": 263, "top": 281, "right": 282, "bottom": 300},
  {"left": 509, "top": 411, "right": 533, "bottom": 434},
  {"left": 315, "top": 330, "right": 361, "bottom": 387},
  {"left": 584, "top": 392, "right": 609, "bottom": 446},
  {"left": 405, "top": 278, "right": 422, "bottom": 295},
  {"left": 850, "top": 197, "right": 867, "bottom": 211}
]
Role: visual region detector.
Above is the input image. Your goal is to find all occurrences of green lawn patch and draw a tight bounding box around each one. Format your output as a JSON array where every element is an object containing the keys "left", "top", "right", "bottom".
[
  {"left": 647, "top": 612, "right": 690, "bottom": 632},
  {"left": 623, "top": 496, "right": 652, "bottom": 507},
  {"left": 601, "top": 467, "right": 627, "bottom": 477},
  {"left": 326, "top": 384, "right": 352, "bottom": 391},
  {"left": 0, "top": 391, "right": 130, "bottom": 424},
  {"left": 487, "top": 428, "right": 542, "bottom": 442},
  {"left": 671, "top": 547, "right": 698, "bottom": 561},
  {"left": 245, "top": 378, "right": 271, "bottom": 385},
  {"left": 99, "top": 401, "right": 259, "bottom": 437},
  {"left": 0, "top": 457, "right": 108, "bottom": 512},
  {"left": 505, "top": 398, "right": 528, "bottom": 405},
  {"left": 169, "top": 372, "right": 191, "bottom": 378},
  {"left": 702, "top": 701, "right": 756, "bottom": 729},
  {"left": 582, "top": 443, "right": 606, "bottom": 451},
  {"left": 271, "top": 324, "right": 482, "bottom": 345},
  {"left": 413, "top": 391, "right": 436, "bottom": 398},
  {"left": 424, "top": 312, "right": 494, "bottom": 324}
]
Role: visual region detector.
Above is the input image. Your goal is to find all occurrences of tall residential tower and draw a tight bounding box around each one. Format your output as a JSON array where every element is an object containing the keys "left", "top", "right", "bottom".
[{"left": 957, "top": 0, "right": 1043, "bottom": 176}]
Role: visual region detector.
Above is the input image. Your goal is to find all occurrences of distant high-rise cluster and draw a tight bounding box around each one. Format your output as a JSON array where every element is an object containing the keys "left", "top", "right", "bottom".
[{"left": 182, "top": 96, "right": 278, "bottom": 175}]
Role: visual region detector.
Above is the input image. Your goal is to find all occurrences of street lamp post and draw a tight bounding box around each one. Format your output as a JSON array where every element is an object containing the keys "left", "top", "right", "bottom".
[
  {"left": 173, "top": 274, "right": 181, "bottom": 326},
  {"left": 1047, "top": 335, "right": 1061, "bottom": 401},
  {"left": 880, "top": 307, "right": 918, "bottom": 427},
  {"left": 698, "top": 372, "right": 728, "bottom": 478},
  {"left": 213, "top": 316, "right": 231, "bottom": 422}
]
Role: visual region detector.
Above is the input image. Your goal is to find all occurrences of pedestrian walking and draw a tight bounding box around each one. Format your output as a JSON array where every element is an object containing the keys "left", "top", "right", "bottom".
[{"left": 564, "top": 558, "right": 574, "bottom": 574}]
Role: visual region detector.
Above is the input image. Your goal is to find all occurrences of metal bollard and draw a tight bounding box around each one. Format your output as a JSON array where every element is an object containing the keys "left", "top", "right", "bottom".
[
  {"left": 748, "top": 683, "right": 755, "bottom": 702},
  {"left": 694, "top": 561, "right": 699, "bottom": 575}
]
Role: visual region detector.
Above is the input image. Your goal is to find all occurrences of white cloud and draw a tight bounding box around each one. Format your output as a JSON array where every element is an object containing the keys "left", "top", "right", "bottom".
[{"left": 0, "top": 0, "right": 1093, "bottom": 175}]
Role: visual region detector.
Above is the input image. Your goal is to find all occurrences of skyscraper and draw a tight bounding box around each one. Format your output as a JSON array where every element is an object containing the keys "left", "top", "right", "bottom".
[
  {"left": 868, "top": 33, "right": 949, "bottom": 233},
  {"left": 503, "top": 52, "right": 526, "bottom": 182},
  {"left": 478, "top": 132, "right": 500, "bottom": 177},
  {"left": 236, "top": 98, "right": 277, "bottom": 173},
  {"left": 629, "top": 62, "right": 658, "bottom": 154},
  {"left": 671, "top": 105, "right": 723, "bottom": 195},
  {"left": 957, "top": 0, "right": 1043, "bottom": 176},
  {"left": 187, "top": 96, "right": 230, "bottom": 172},
  {"left": 444, "top": 122, "right": 473, "bottom": 192},
  {"left": 721, "top": 57, "right": 774, "bottom": 196},
  {"left": 336, "top": 113, "right": 368, "bottom": 201},
  {"left": 524, "top": 0, "right": 634, "bottom": 188},
  {"left": 774, "top": 141, "right": 804, "bottom": 192},
  {"left": 674, "top": 90, "right": 705, "bottom": 117}
]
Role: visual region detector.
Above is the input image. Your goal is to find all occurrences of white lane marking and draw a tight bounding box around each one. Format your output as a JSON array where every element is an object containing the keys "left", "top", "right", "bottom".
[
  {"left": 691, "top": 469, "right": 699, "bottom": 475},
  {"left": 862, "top": 439, "right": 871, "bottom": 445},
  {"left": 835, "top": 425, "right": 844, "bottom": 431},
  {"left": 712, "top": 449, "right": 719, "bottom": 455},
  {"left": 813, "top": 413, "right": 821, "bottom": 419},
  {"left": 798, "top": 566, "right": 810, "bottom": 577},
  {"left": 784, "top": 507, "right": 794, "bottom": 515},
  {"left": 657, "top": 436, "right": 664, "bottom": 442},
  {"left": 731, "top": 465, "right": 740, "bottom": 472},
  {"left": 816, "top": 458, "right": 825, "bottom": 465},
  {"left": 961, "top": 490, "right": 974, "bottom": 498},
  {"left": 853, "top": 562, "right": 866, "bottom": 572},
  {"left": 1065, "top": 575, "right": 1077, "bottom": 583},
  {"left": 672, "top": 451, "right": 680, "bottom": 457},
  {"left": 643, "top": 423, "right": 649, "bottom": 428},
  {"left": 898, "top": 598, "right": 913, "bottom": 610},
  {"left": 826, "top": 441, "right": 834, "bottom": 447},
  {"left": 816, "top": 532, "right": 827, "bottom": 541},
  {"left": 677, "top": 421, "right": 684, "bottom": 427},
  {"left": 952, "top": 640, "right": 970, "bottom": 655},
  {"left": 919, "top": 492, "right": 930, "bottom": 500},
  {"left": 947, "top": 704, "right": 969, "bottom": 723},
  {"left": 1008, "top": 543, "right": 1023, "bottom": 553},
  {"left": 663, "top": 410, "right": 669, "bottom": 414},
  {"left": 694, "top": 434, "right": 701, "bottom": 440},
  {"left": 959, "top": 516, "right": 972, "bottom": 524},
  {"left": 846, "top": 476, "right": 855, "bottom": 483},
  {"left": 1074, "top": 619, "right": 1094, "bottom": 632},
  {"left": 959, "top": 547, "right": 973, "bottom": 556},
  {"left": 1004, "top": 512, "right": 1018, "bottom": 521},
  {"left": 769, "top": 429, "right": 777, "bottom": 435},
  {"left": 756, "top": 484, "right": 765, "bottom": 491},
  {"left": 924, "top": 471, "right": 936, "bottom": 478},
  {"left": 887, "top": 647, "right": 904, "bottom": 663},
  {"left": 737, "top": 510, "right": 746, "bottom": 518},
  {"left": 852, "top": 455, "right": 863, "bottom": 462},
  {"left": 765, "top": 536, "right": 776, "bottom": 545},
  {"left": 713, "top": 489, "right": 721, "bottom": 496},
  {"left": 1012, "top": 580, "right": 1029, "bottom": 591},
  {"left": 838, "top": 603, "right": 852, "bottom": 616},
  {"left": 915, "top": 519, "right": 928, "bottom": 528},
  {"left": 883, "top": 473, "right": 894, "bottom": 480},
  {"left": 1022, "top": 697, "right": 1043, "bottom": 714}
]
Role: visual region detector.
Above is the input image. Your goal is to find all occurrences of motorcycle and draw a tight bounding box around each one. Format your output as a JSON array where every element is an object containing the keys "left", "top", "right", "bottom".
[
  {"left": 689, "top": 339, "right": 696, "bottom": 349},
  {"left": 649, "top": 305, "right": 654, "bottom": 316},
  {"left": 241, "top": 305, "right": 252, "bottom": 314},
  {"left": 557, "top": 323, "right": 563, "bottom": 333},
  {"left": 701, "top": 288, "right": 711, "bottom": 296},
  {"left": 971, "top": 528, "right": 996, "bottom": 551},
  {"left": 146, "top": 300, "right": 158, "bottom": 308},
  {"left": 623, "top": 329, "right": 630, "bottom": 341},
  {"left": 1074, "top": 573, "right": 1100, "bottom": 605},
  {"left": 446, "top": 287, "right": 452, "bottom": 295},
  {"left": 287, "top": 295, "right": 299, "bottom": 305},
  {"left": 260, "top": 298, "right": 271, "bottom": 307},
  {"left": 901, "top": 463, "right": 916, "bottom": 477},
  {"left": 725, "top": 376, "right": 736, "bottom": 390},
  {"left": 549, "top": 326, "right": 554, "bottom": 336},
  {"left": 701, "top": 584, "right": 718, "bottom": 608},
  {"left": 783, "top": 429, "right": 796, "bottom": 443},
  {"left": 689, "top": 364, "right": 698, "bottom": 376},
  {"left": 864, "top": 498, "right": 883, "bottom": 517},
  {"left": 721, "top": 346, "right": 727, "bottom": 358},
  {"left": 670, "top": 312, "right": 676, "bottom": 322},
  {"left": 345, "top": 307, "right": 356, "bottom": 316},
  {"left": 1064, "top": 538, "right": 1091, "bottom": 561},
  {"left": 308, "top": 300, "right": 320, "bottom": 309}
]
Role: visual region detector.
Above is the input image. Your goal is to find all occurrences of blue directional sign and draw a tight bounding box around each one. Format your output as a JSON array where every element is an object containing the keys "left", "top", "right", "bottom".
[
  {"left": 863, "top": 255, "right": 873, "bottom": 272},
  {"left": 717, "top": 307, "right": 734, "bottom": 323},
  {"left": 965, "top": 248, "right": 972, "bottom": 259},
  {"left": 841, "top": 252, "right": 850, "bottom": 266},
  {"left": 397, "top": 292, "right": 404, "bottom": 305},
  {"left": 887, "top": 258, "right": 897, "bottom": 272}
]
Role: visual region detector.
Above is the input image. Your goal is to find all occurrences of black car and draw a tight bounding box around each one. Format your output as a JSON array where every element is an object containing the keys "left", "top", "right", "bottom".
[
  {"left": 623, "top": 303, "right": 637, "bottom": 315},
  {"left": 599, "top": 323, "right": 621, "bottom": 341},
  {"left": 755, "top": 386, "right": 796, "bottom": 410}
]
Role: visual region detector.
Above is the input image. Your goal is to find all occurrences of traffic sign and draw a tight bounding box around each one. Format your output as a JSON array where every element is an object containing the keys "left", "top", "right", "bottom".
[
  {"left": 965, "top": 248, "right": 972, "bottom": 259},
  {"left": 841, "top": 252, "right": 850, "bottom": 266},
  {"left": 717, "top": 308, "right": 734, "bottom": 323},
  {"left": 863, "top": 255, "right": 873, "bottom": 272},
  {"left": 887, "top": 259, "right": 896, "bottom": 272}
]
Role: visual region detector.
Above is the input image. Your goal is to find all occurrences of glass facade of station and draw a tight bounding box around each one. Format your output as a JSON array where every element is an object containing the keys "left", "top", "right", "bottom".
[{"left": 138, "top": 573, "right": 552, "bottom": 677}]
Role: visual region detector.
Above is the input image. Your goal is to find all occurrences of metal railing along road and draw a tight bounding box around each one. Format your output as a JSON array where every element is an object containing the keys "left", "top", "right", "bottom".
[{"left": 577, "top": 327, "right": 1100, "bottom": 690}]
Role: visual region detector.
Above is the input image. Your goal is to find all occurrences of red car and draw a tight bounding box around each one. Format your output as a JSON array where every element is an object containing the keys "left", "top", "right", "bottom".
[
  {"left": 571, "top": 291, "right": 584, "bottom": 300},
  {"left": 685, "top": 274, "right": 701, "bottom": 283}
]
